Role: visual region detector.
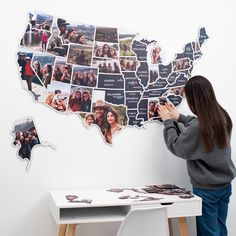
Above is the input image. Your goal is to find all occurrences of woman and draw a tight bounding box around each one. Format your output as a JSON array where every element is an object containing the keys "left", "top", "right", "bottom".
[
  {"left": 72, "top": 71, "right": 81, "bottom": 85},
  {"left": 68, "top": 90, "right": 82, "bottom": 112},
  {"left": 151, "top": 46, "right": 162, "bottom": 64},
  {"left": 41, "top": 31, "right": 48, "bottom": 52},
  {"left": 158, "top": 75, "right": 236, "bottom": 236},
  {"left": 60, "top": 65, "right": 72, "bottom": 83},
  {"left": 24, "top": 57, "right": 35, "bottom": 91},
  {"left": 102, "top": 44, "right": 110, "bottom": 58},
  {"left": 43, "top": 64, "right": 52, "bottom": 88},
  {"left": 53, "top": 66, "right": 63, "bottom": 81},
  {"left": 81, "top": 90, "right": 91, "bottom": 112},
  {"left": 33, "top": 61, "right": 43, "bottom": 81},
  {"left": 13, "top": 132, "right": 22, "bottom": 145},
  {"left": 87, "top": 70, "right": 97, "bottom": 87},
  {"left": 76, "top": 34, "right": 86, "bottom": 44},
  {"left": 104, "top": 107, "right": 122, "bottom": 144},
  {"left": 79, "top": 71, "right": 88, "bottom": 86},
  {"left": 109, "top": 47, "right": 117, "bottom": 59},
  {"left": 95, "top": 47, "right": 103, "bottom": 57},
  {"left": 63, "top": 28, "right": 77, "bottom": 44}
]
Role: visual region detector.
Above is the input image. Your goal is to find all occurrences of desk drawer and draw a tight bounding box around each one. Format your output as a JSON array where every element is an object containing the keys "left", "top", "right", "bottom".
[{"left": 131, "top": 199, "right": 202, "bottom": 218}]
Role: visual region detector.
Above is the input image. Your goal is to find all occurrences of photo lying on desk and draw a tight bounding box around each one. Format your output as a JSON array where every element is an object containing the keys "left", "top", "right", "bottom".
[
  {"left": 143, "top": 184, "right": 193, "bottom": 198},
  {"left": 66, "top": 195, "right": 92, "bottom": 204},
  {"left": 119, "top": 195, "right": 163, "bottom": 201},
  {"left": 107, "top": 187, "right": 147, "bottom": 194},
  {"left": 107, "top": 188, "right": 125, "bottom": 193}
]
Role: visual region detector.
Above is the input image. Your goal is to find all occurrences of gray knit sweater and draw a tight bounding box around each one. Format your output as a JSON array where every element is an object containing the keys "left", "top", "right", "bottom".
[{"left": 163, "top": 114, "right": 236, "bottom": 189}]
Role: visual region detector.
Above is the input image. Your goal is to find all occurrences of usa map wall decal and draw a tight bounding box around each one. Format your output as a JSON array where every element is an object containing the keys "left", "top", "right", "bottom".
[{"left": 17, "top": 11, "right": 208, "bottom": 145}]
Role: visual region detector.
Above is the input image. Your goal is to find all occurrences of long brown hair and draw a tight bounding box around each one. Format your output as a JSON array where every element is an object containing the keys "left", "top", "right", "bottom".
[{"left": 184, "top": 75, "right": 232, "bottom": 152}]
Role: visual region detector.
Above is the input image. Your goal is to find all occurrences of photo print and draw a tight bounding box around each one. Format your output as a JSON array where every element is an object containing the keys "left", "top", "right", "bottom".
[
  {"left": 68, "top": 85, "right": 92, "bottom": 113},
  {"left": 93, "top": 58, "right": 120, "bottom": 74},
  {"left": 66, "top": 195, "right": 92, "bottom": 204},
  {"left": 148, "top": 97, "right": 170, "bottom": 120},
  {"left": 150, "top": 45, "right": 162, "bottom": 64},
  {"left": 148, "top": 99, "right": 159, "bottom": 120},
  {"left": 32, "top": 53, "right": 55, "bottom": 88},
  {"left": 57, "top": 18, "right": 70, "bottom": 38},
  {"left": 75, "top": 23, "right": 95, "bottom": 46},
  {"left": 192, "top": 41, "right": 202, "bottom": 59},
  {"left": 28, "top": 12, "right": 53, "bottom": 31},
  {"left": 91, "top": 99, "right": 128, "bottom": 144},
  {"left": 149, "top": 64, "right": 159, "bottom": 84},
  {"left": 20, "top": 24, "right": 51, "bottom": 52},
  {"left": 119, "top": 30, "right": 137, "bottom": 56},
  {"left": 173, "top": 58, "right": 191, "bottom": 71},
  {"left": 56, "top": 18, "right": 95, "bottom": 46},
  {"left": 169, "top": 86, "right": 185, "bottom": 97},
  {"left": 94, "top": 42, "right": 119, "bottom": 59},
  {"left": 12, "top": 117, "right": 40, "bottom": 162},
  {"left": 95, "top": 26, "right": 118, "bottom": 43},
  {"left": 72, "top": 66, "right": 98, "bottom": 87},
  {"left": 47, "top": 20, "right": 69, "bottom": 57},
  {"left": 143, "top": 185, "right": 193, "bottom": 198},
  {"left": 67, "top": 44, "right": 93, "bottom": 66},
  {"left": 119, "top": 57, "right": 138, "bottom": 72},
  {"left": 11, "top": 117, "right": 55, "bottom": 171},
  {"left": 17, "top": 50, "right": 48, "bottom": 102},
  {"left": 46, "top": 81, "right": 71, "bottom": 112},
  {"left": 192, "top": 41, "right": 200, "bottom": 52},
  {"left": 52, "top": 57, "right": 72, "bottom": 84}
]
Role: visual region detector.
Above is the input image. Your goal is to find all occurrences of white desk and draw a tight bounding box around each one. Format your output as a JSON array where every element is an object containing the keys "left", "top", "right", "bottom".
[{"left": 49, "top": 186, "right": 202, "bottom": 236}]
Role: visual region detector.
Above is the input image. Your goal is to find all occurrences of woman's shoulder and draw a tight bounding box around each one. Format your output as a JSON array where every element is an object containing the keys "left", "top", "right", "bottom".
[{"left": 116, "top": 124, "right": 122, "bottom": 131}]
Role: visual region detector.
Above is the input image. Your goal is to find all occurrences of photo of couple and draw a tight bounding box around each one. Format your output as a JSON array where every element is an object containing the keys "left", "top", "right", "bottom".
[{"left": 83, "top": 100, "right": 127, "bottom": 144}]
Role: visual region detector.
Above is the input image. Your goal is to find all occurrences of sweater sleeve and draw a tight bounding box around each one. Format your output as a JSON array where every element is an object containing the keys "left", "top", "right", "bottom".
[
  {"left": 178, "top": 114, "right": 196, "bottom": 126},
  {"left": 162, "top": 118, "right": 200, "bottom": 160}
]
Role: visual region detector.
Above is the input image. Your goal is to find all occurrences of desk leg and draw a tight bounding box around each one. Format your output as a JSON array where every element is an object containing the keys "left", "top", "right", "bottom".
[
  {"left": 66, "top": 224, "right": 77, "bottom": 236},
  {"left": 168, "top": 219, "right": 173, "bottom": 236},
  {"left": 58, "top": 224, "right": 67, "bottom": 236},
  {"left": 178, "top": 217, "right": 189, "bottom": 236}
]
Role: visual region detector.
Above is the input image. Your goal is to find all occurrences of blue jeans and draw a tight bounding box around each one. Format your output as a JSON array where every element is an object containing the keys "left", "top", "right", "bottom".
[{"left": 193, "top": 184, "right": 232, "bottom": 236}]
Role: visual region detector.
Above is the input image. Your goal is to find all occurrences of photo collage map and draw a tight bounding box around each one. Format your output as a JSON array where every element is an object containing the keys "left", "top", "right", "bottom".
[{"left": 17, "top": 11, "right": 208, "bottom": 145}]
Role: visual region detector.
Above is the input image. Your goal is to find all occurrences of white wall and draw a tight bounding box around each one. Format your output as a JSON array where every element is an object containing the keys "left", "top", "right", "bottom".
[{"left": 0, "top": 0, "right": 235, "bottom": 236}]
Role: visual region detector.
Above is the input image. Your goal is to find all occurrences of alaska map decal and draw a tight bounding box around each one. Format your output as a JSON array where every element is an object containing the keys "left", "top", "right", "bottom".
[
  {"left": 17, "top": 11, "right": 208, "bottom": 145},
  {"left": 11, "top": 117, "right": 54, "bottom": 170}
]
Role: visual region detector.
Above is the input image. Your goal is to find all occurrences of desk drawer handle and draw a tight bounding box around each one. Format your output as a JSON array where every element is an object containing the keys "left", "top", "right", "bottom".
[{"left": 161, "top": 202, "right": 173, "bottom": 205}]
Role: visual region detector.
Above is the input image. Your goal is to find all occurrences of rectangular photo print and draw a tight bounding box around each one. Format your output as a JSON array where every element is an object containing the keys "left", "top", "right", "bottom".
[
  {"left": 95, "top": 27, "right": 118, "bottom": 43},
  {"left": 72, "top": 66, "right": 98, "bottom": 87},
  {"left": 57, "top": 19, "right": 95, "bottom": 46},
  {"left": 68, "top": 86, "right": 92, "bottom": 113},
  {"left": 119, "top": 57, "right": 138, "bottom": 72},
  {"left": 67, "top": 44, "right": 93, "bottom": 66},
  {"left": 93, "top": 58, "right": 120, "bottom": 74},
  {"left": 94, "top": 42, "right": 119, "bottom": 59},
  {"left": 52, "top": 58, "right": 72, "bottom": 84},
  {"left": 46, "top": 81, "right": 71, "bottom": 112}
]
